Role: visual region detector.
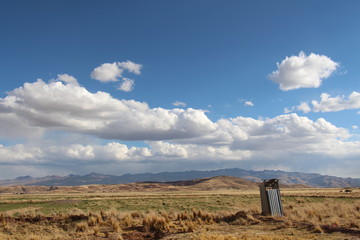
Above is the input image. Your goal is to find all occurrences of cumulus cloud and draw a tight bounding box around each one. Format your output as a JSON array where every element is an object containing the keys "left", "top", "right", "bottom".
[
  {"left": 55, "top": 74, "right": 79, "bottom": 86},
  {"left": 90, "top": 60, "right": 142, "bottom": 83},
  {"left": 150, "top": 141, "right": 188, "bottom": 158},
  {"left": 0, "top": 142, "right": 151, "bottom": 166},
  {"left": 296, "top": 102, "right": 311, "bottom": 113},
  {"left": 0, "top": 112, "right": 358, "bottom": 178},
  {"left": 311, "top": 92, "right": 360, "bottom": 112},
  {"left": 0, "top": 144, "right": 44, "bottom": 163},
  {"left": 0, "top": 79, "right": 216, "bottom": 141},
  {"left": 65, "top": 144, "right": 95, "bottom": 160},
  {"left": 226, "top": 114, "right": 350, "bottom": 151},
  {"left": 173, "top": 112, "right": 351, "bottom": 161},
  {"left": 117, "top": 60, "right": 142, "bottom": 75},
  {"left": 90, "top": 63, "right": 123, "bottom": 82},
  {"left": 173, "top": 101, "right": 186, "bottom": 107},
  {"left": 118, "top": 78, "right": 135, "bottom": 92},
  {"left": 295, "top": 91, "right": 360, "bottom": 113},
  {"left": 1, "top": 78, "right": 350, "bottom": 148},
  {"left": 269, "top": 52, "right": 338, "bottom": 91}
]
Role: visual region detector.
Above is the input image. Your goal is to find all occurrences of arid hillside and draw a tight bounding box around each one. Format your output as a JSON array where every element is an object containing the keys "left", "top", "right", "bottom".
[{"left": 0, "top": 176, "right": 307, "bottom": 194}]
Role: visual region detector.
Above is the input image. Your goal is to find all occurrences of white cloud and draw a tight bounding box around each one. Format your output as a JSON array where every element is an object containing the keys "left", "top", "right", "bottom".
[
  {"left": 173, "top": 101, "right": 186, "bottom": 107},
  {"left": 182, "top": 113, "right": 349, "bottom": 154},
  {"left": 3, "top": 78, "right": 350, "bottom": 148},
  {"left": 227, "top": 114, "right": 350, "bottom": 151},
  {"left": 0, "top": 112, "right": 358, "bottom": 178},
  {"left": 118, "top": 78, "right": 135, "bottom": 92},
  {"left": 90, "top": 62, "right": 123, "bottom": 82},
  {"left": 90, "top": 60, "right": 142, "bottom": 83},
  {"left": 295, "top": 92, "right": 360, "bottom": 113},
  {"left": 0, "top": 79, "right": 216, "bottom": 141},
  {"left": 269, "top": 51, "right": 338, "bottom": 91},
  {"left": 0, "top": 144, "right": 44, "bottom": 163},
  {"left": 55, "top": 74, "right": 79, "bottom": 86},
  {"left": 296, "top": 102, "right": 311, "bottom": 113},
  {"left": 66, "top": 144, "right": 95, "bottom": 160},
  {"left": 244, "top": 101, "right": 254, "bottom": 107},
  {"left": 352, "top": 125, "right": 358, "bottom": 130},
  {"left": 284, "top": 107, "right": 294, "bottom": 114},
  {"left": 117, "top": 60, "right": 142, "bottom": 75},
  {"left": 0, "top": 142, "right": 151, "bottom": 166},
  {"left": 150, "top": 141, "right": 188, "bottom": 158},
  {"left": 311, "top": 92, "right": 360, "bottom": 112}
]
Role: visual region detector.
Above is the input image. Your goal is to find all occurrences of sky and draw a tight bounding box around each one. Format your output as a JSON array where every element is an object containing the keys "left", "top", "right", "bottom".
[{"left": 0, "top": 0, "right": 359, "bottom": 179}]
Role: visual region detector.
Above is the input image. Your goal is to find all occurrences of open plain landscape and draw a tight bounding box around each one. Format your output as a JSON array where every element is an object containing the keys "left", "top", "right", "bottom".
[
  {"left": 2, "top": 1, "right": 360, "bottom": 239},
  {"left": 0, "top": 176, "right": 359, "bottom": 240}
]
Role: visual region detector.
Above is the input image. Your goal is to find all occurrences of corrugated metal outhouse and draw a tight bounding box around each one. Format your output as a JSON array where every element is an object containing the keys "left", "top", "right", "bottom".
[{"left": 259, "top": 179, "right": 284, "bottom": 217}]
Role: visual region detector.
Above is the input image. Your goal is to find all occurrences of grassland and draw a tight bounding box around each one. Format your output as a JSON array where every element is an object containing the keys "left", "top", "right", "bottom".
[{"left": 0, "top": 187, "right": 359, "bottom": 239}]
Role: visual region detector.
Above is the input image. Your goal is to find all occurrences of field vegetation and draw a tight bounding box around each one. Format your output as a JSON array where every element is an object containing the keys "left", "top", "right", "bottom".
[{"left": 0, "top": 183, "right": 359, "bottom": 239}]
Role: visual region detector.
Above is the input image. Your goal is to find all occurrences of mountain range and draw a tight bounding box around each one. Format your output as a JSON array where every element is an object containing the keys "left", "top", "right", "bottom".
[
  {"left": 0, "top": 168, "right": 359, "bottom": 188},
  {"left": 0, "top": 176, "right": 263, "bottom": 194}
]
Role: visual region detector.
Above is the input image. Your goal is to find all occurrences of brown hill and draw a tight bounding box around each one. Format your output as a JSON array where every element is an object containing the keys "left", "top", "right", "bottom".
[
  {"left": 0, "top": 176, "right": 308, "bottom": 194},
  {"left": 169, "top": 176, "right": 259, "bottom": 190}
]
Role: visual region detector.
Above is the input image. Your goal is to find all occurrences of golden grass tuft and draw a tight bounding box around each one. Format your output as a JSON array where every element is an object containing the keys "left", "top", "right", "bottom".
[
  {"left": 92, "top": 225, "right": 100, "bottom": 236},
  {"left": 110, "top": 217, "right": 122, "bottom": 233},
  {"left": 75, "top": 221, "right": 89, "bottom": 233},
  {"left": 143, "top": 212, "right": 171, "bottom": 233},
  {"left": 87, "top": 216, "right": 97, "bottom": 226},
  {"left": 121, "top": 212, "right": 133, "bottom": 227}
]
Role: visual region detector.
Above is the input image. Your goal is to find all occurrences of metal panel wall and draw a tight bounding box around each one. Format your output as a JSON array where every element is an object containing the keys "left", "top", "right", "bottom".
[
  {"left": 259, "top": 179, "right": 284, "bottom": 217},
  {"left": 266, "top": 189, "right": 283, "bottom": 217}
]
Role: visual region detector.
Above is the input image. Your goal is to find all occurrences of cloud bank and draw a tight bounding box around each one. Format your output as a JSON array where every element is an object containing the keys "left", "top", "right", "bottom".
[
  {"left": 0, "top": 74, "right": 359, "bottom": 178},
  {"left": 269, "top": 52, "right": 338, "bottom": 91}
]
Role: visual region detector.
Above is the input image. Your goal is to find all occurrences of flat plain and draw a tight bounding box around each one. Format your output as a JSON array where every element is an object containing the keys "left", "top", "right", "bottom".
[{"left": 0, "top": 177, "right": 359, "bottom": 240}]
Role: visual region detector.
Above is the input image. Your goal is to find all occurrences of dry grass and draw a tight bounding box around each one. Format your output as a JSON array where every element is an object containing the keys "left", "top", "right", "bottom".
[
  {"left": 282, "top": 198, "right": 360, "bottom": 230},
  {"left": 0, "top": 205, "right": 358, "bottom": 239},
  {"left": 195, "top": 232, "right": 307, "bottom": 240},
  {"left": 0, "top": 189, "right": 359, "bottom": 239}
]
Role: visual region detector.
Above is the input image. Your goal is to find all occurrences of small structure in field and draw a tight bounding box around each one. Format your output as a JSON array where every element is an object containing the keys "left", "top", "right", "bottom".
[{"left": 259, "top": 179, "right": 284, "bottom": 217}]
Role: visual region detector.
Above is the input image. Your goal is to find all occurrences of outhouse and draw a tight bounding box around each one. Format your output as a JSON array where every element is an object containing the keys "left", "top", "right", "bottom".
[{"left": 259, "top": 179, "right": 284, "bottom": 217}]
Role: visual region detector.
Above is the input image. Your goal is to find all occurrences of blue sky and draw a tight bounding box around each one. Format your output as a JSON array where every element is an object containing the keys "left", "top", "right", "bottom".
[{"left": 0, "top": 1, "right": 359, "bottom": 179}]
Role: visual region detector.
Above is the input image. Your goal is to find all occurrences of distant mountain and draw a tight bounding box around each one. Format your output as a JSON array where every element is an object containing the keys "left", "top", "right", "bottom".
[
  {"left": 0, "top": 176, "right": 299, "bottom": 194},
  {"left": 0, "top": 168, "right": 359, "bottom": 188}
]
